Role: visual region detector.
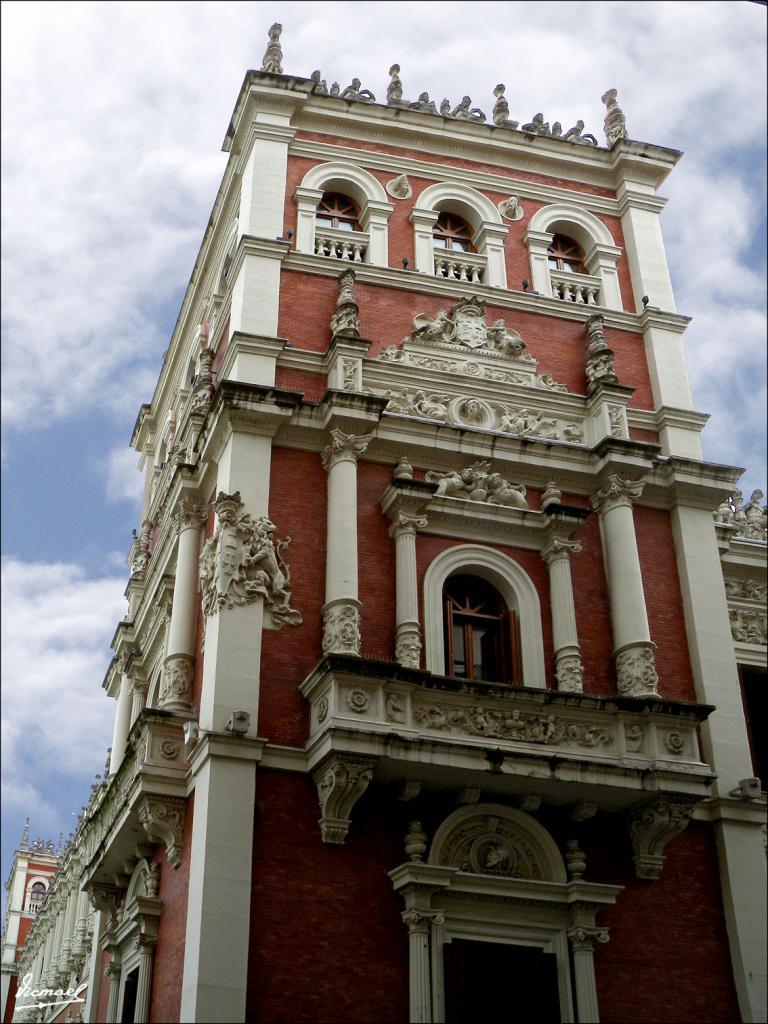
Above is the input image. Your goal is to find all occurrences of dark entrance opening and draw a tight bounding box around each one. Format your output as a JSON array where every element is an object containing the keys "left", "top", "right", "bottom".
[
  {"left": 444, "top": 939, "right": 561, "bottom": 1023},
  {"left": 120, "top": 967, "right": 139, "bottom": 1024}
]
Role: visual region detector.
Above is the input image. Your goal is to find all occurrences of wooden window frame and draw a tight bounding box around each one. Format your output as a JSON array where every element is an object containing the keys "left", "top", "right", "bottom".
[
  {"left": 432, "top": 212, "right": 476, "bottom": 252},
  {"left": 315, "top": 192, "right": 361, "bottom": 231},
  {"left": 444, "top": 577, "right": 521, "bottom": 685},
  {"left": 546, "top": 233, "right": 585, "bottom": 273}
]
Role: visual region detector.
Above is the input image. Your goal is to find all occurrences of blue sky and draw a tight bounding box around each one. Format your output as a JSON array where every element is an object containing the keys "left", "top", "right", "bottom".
[{"left": 2, "top": 0, "right": 766, "bottom": 895}]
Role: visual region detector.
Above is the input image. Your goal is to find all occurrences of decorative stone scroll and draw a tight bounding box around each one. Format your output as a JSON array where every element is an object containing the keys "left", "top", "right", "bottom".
[
  {"left": 602, "top": 88, "right": 627, "bottom": 146},
  {"left": 383, "top": 388, "right": 582, "bottom": 442},
  {"left": 312, "top": 756, "right": 376, "bottom": 844},
  {"left": 330, "top": 269, "right": 360, "bottom": 338},
  {"left": 137, "top": 795, "right": 186, "bottom": 869},
  {"left": 260, "top": 22, "right": 284, "bottom": 74},
  {"left": 626, "top": 796, "right": 696, "bottom": 880},
  {"left": 425, "top": 461, "right": 528, "bottom": 507},
  {"left": 584, "top": 313, "right": 618, "bottom": 390},
  {"left": 199, "top": 491, "right": 302, "bottom": 626},
  {"left": 412, "top": 703, "right": 612, "bottom": 749}
]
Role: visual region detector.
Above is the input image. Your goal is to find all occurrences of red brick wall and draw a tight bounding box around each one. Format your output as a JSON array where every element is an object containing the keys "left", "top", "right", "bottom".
[
  {"left": 149, "top": 793, "right": 194, "bottom": 1024},
  {"left": 2, "top": 976, "right": 16, "bottom": 1024},
  {"left": 16, "top": 916, "right": 32, "bottom": 947},
  {"left": 247, "top": 769, "right": 409, "bottom": 1024},
  {"left": 274, "top": 367, "right": 326, "bottom": 402},
  {"left": 277, "top": 269, "right": 653, "bottom": 408},
  {"left": 96, "top": 949, "right": 111, "bottom": 1023},
  {"left": 590, "top": 820, "right": 740, "bottom": 1023}
]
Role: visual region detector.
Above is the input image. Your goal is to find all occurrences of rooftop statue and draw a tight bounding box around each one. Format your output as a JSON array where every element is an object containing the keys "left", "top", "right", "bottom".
[
  {"left": 260, "top": 22, "right": 283, "bottom": 74},
  {"left": 602, "top": 88, "right": 628, "bottom": 146}
]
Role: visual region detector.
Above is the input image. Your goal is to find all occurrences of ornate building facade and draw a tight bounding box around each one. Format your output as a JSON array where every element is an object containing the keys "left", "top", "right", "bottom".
[{"left": 8, "top": 23, "right": 767, "bottom": 1024}]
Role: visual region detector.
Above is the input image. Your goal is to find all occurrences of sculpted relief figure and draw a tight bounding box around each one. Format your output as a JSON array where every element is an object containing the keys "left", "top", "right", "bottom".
[
  {"left": 426, "top": 461, "right": 528, "bottom": 508},
  {"left": 741, "top": 489, "right": 767, "bottom": 540},
  {"left": 405, "top": 298, "right": 532, "bottom": 361},
  {"left": 199, "top": 491, "right": 302, "bottom": 625}
]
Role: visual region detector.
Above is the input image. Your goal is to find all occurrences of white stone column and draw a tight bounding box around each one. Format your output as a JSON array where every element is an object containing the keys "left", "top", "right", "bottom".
[
  {"left": 159, "top": 501, "right": 207, "bottom": 713},
  {"left": 104, "top": 960, "right": 121, "bottom": 1024},
  {"left": 523, "top": 227, "right": 555, "bottom": 296},
  {"left": 617, "top": 185, "right": 676, "bottom": 313},
  {"left": 50, "top": 902, "right": 66, "bottom": 982},
  {"left": 59, "top": 886, "right": 78, "bottom": 976},
  {"left": 592, "top": 476, "right": 659, "bottom": 696},
  {"left": 82, "top": 910, "right": 104, "bottom": 1024},
  {"left": 321, "top": 429, "right": 372, "bottom": 655},
  {"left": 542, "top": 537, "right": 584, "bottom": 692},
  {"left": 402, "top": 910, "right": 440, "bottom": 1024},
  {"left": 134, "top": 942, "right": 154, "bottom": 1024},
  {"left": 389, "top": 513, "right": 427, "bottom": 668},
  {"left": 294, "top": 185, "right": 324, "bottom": 254},
  {"left": 568, "top": 926, "right": 609, "bottom": 1023},
  {"left": 109, "top": 662, "right": 133, "bottom": 775},
  {"left": 130, "top": 678, "right": 148, "bottom": 726},
  {"left": 41, "top": 923, "right": 55, "bottom": 987},
  {"left": 409, "top": 209, "right": 439, "bottom": 275}
]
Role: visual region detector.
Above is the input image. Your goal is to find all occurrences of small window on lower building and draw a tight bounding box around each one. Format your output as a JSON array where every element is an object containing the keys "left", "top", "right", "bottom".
[{"left": 444, "top": 574, "right": 521, "bottom": 684}]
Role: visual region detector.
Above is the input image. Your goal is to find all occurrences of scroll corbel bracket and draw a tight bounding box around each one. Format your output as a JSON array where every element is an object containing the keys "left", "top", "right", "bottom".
[
  {"left": 137, "top": 794, "right": 186, "bottom": 869},
  {"left": 626, "top": 796, "right": 696, "bottom": 880},
  {"left": 312, "top": 756, "right": 376, "bottom": 844}
]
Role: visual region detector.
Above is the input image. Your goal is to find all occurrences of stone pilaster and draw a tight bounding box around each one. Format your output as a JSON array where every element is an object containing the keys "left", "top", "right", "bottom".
[
  {"left": 401, "top": 909, "right": 444, "bottom": 1023},
  {"left": 567, "top": 926, "right": 609, "bottom": 1022},
  {"left": 592, "top": 475, "right": 659, "bottom": 697},
  {"left": 109, "top": 657, "right": 133, "bottom": 775}
]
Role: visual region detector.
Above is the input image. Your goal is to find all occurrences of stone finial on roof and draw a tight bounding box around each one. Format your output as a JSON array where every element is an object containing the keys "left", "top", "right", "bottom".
[
  {"left": 601, "top": 88, "right": 627, "bottom": 146},
  {"left": 20, "top": 817, "right": 30, "bottom": 850},
  {"left": 261, "top": 22, "right": 284, "bottom": 74}
]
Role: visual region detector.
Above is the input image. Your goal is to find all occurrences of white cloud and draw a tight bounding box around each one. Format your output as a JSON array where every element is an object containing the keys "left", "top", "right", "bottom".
[
  {"left": 0, "top": 558, "right": 127, "bottom": 837},
  {"left": 105, "top": 445, "right": 144, "bottom": 504}
]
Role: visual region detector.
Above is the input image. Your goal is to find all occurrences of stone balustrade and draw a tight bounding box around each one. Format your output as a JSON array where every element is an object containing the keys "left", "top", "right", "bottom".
[
  {"left": 314, "top": 227, "right": 369, "bottom": 262},
  {"left": 433, "top": 249, "right": 486, "bottom": 284},
  {"left": 550, "top": 269, "right": 601, "bottom": 305}
]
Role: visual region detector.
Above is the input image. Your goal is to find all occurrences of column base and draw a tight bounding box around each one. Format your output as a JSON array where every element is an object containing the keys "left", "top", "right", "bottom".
[
  {"left": 158, "top": 653, "right": 194, "bottom": 711},
  {"left": 555, "top": 648, "right": 584, "bottom": 692},
  {"left": 322, "top": 599, "right": 362, "bottom": 656},
  {"left": 614, "top": 641, "right": 659, "bottom": 697}
]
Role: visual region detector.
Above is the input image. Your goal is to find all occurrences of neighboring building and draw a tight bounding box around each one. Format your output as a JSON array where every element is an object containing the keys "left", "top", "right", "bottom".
[
  {"left": 10, "top": 23, "right": 767, "bottom": 1024},
  {"left": 1, "top": 825, "right": 61, "bottom": 1023}
]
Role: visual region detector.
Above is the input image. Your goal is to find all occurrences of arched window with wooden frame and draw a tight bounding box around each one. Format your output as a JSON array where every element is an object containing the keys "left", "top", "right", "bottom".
[
  {"left": 27, "top": 881, "right": 46, "bottom": 914},
  {"left": 546, "top": 233, "right": 585, "bottom": 274},
  {"left": 443, "top": 574, "right": 521, "bottom": 685},
  {"left": 315, "top": 192, "right": 360, "bottom": 232},
  {"left": 432, "top": 212, "right": 476, "bottom": 253}
]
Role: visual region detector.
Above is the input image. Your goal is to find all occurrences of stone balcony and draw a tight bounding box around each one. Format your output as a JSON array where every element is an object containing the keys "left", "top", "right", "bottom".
[
  {"left": 433, "top": 248, "right": 487, "bottom": 284},
  {"left": 77, "top": 711, "right": 189, "bottom": 894},
  {"left": 550, "top": 269, "right": 601, "bottom": 305},
  {"left": 314, "top": 226, "right": 369, "bottom": 262},
  {"left": 300, "top": 655, "right": 715, "bottom": 873}
]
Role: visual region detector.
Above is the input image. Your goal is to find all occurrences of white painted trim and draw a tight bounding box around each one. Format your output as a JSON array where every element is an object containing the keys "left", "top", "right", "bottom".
[
  {"left": 528, "top": 203, "right": 616, "bottom": 247},
  {"left": 422, "top": 543, "right": 546, "bottom": 687}
]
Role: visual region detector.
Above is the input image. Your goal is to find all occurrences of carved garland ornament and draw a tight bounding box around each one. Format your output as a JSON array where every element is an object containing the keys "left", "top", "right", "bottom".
[{"left": 199, "top": 491, "right": 302, "bottom": 626}]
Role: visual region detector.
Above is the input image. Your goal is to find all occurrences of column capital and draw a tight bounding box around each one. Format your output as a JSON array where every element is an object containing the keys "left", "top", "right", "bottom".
[
  {"left": 401, "top": 909, "right": 445, "bottom": 934},
  {"left": 321, "top": 428, "right": 373, "bottom": 470},
  {"left": 591, "top": 474, "right": 645, "bottom": 513},
  {"left": 567, "top": 925, "right": 609, "bottom": 952},
  {"left": 388, "top": 511, "right": 428, "bottom": 540},
  {"left": 173, "top": 500, "right": 208, "bottom": 534},
  {"left": 541, "top": 536, "right": 581, "bottom": 566}
]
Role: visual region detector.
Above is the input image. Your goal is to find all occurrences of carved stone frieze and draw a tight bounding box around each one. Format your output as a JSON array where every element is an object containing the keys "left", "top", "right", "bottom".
[
  {"left": 412, "top": 702, "right": 612, "bottom": 749},
  {"left": 199, "top": 491, "right": 302, "bottom": 626},
  {"left": 729, "top": 607, "right": 767, "bottom": 645},
  {"left": 321, "top": 428, "right": 372, "bottom": 469},
  {"left": 425, "top": 461, "right": 528, "bottom": 508},
  {"left": 614, "top": 644, "right": 659, "bottom": 697},
  {"left": 377, "top": 347, "right": 566, "bottom": 390},
  {"left": 346, "top": 688, "right": 371, "bottom": 713},
  {"left": 158, "top": 654, "right": 193, "bottom": 710},
  {"left": 403, "top": 297, "right": 530, "bottom": 357},
  {"left": 602, "top": 88, "right": 627, "bottom": 146},
  {"left": 608, "top": 405, "right": 626, "bottom": 438},
  {"left": 385, "top": 690, "right": 407, "bottom": 723},
  {"left": 260, "top": 22, "right": 283, "bottom": 74},
  {"left": 330, "top": 269, "right": 360, "bottom": 338},
  {"left": 322, "top": 600, "right": 361, "bottom": 656},
  {"left": 627, "top": 797, "right": 695, "bottom": 880},
  {"left": 137, "top": 795, "right": 186, "bottom": 869},
  {"left": 312, "top": 757, "right": 376, "bottom": 844},
  {"left": 724, "top": 577, "right": 767, "bottom": 601},
  {"left": 624, "top": 723, "right": 645, "bottom": 752},
  {"left": 436, "top": 812, "right": 545, "bottom": 879}
]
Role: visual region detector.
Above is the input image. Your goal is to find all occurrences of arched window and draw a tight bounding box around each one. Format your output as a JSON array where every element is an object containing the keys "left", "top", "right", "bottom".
[
  {"left": 546, "top": 234, "right": 584, "bottom": 274},
  {"left": 315, "top": 193, "right": 360, "bottom": 232},
  {"left": 27, "top": 881, "right": 46, "bottom": 914},
  {"left": 432, "top": 212, "right": 476, "bottom": 253},
  {"left": 443, "top": 575, "right": 521, "bottom": 684}
]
